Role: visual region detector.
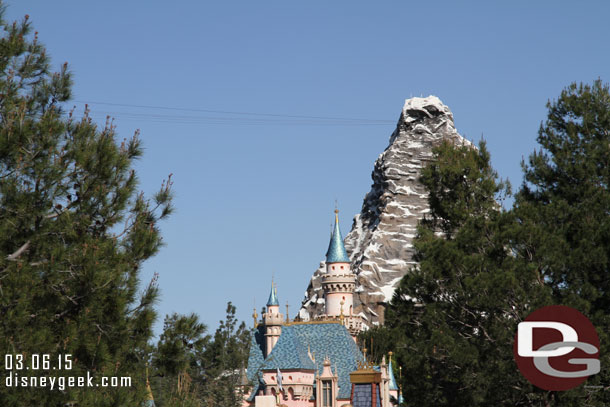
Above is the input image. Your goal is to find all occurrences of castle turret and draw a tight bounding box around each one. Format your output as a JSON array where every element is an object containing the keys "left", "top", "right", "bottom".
[
  {"left": 262, "top": 282, "right": 283, "bottom": 357},
  {"left": 323, "top": 209, "right": 356, "bottom": 318},
  {"left": 322, "top": 209, "right": 363, "bottom": 339}
]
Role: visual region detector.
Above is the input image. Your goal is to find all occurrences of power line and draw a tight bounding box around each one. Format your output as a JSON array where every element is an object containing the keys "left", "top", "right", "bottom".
[
  {"left": 80, "top": 111, "right": 392, "bottom": 127},
  {"left": 72, "top": 100, "right": 395, "bottom": 126}
]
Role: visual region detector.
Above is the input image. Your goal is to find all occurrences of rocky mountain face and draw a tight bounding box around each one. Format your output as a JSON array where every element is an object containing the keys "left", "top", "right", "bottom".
[{"left": 299, "top": 96, "right": 471, "bottom": 326}]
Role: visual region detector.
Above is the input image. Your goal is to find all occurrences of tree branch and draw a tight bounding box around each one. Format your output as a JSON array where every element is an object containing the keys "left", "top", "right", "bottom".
[{"left": 6, "top": 240, "right": 30, "bottom": 261}]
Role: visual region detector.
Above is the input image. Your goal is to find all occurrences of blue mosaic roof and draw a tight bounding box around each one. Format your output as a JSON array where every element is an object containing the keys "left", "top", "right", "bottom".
[
  {"left": 246, "top": 322, "right": 364, "bottom": 400},
  {"left": 326, "top": 213, "right": 350, "bottom": 263},
  {"left": 245, "top": 326, "right": 266, "bottom": 401},
  {"left": 267, "top": 283, "right": 279, "bottom": 307},
  {"left": 262, "top": 325, "right": 316, "bottom": 371}
]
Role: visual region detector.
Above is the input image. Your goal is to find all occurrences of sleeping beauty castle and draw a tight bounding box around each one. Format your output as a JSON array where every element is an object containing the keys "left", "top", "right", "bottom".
[{"left": 240, "top": 210, "right": 402, "bottom": 407}]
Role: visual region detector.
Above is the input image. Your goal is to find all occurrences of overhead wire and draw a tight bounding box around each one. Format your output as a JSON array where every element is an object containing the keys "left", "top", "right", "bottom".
[{"left": 67, "top": 100, "right": 396, "bottom": 127}]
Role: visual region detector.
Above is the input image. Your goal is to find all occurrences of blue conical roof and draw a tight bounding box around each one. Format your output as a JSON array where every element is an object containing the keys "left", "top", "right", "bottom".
[
  {"left": 326, "top": 211, "right": 350, "bottom": 263},
  {"left": 267, "top": 283, "right": 279, "bottom": 306},
  {"left": 388, "top": 357, "right": 398, "bottom": 391}
]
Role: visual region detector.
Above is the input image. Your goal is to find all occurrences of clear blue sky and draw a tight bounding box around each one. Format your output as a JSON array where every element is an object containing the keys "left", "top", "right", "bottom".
[{"left": 5, "top": 1, "right": 610, "bottom": 336}]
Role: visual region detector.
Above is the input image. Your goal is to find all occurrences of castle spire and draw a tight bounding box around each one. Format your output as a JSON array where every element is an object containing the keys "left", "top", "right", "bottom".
[
  {"left": 326, "top": 209, "right": 350, "bottom": 263},
  {"left": 266, "top": 281, "right": 279, "bottom": 307},
  {"left": 263, "top": 280, "right": 283, "bottom": 356},
  {"left": 252, "top": 307, "right": 258, "bottom": 328},
  {"left": 388, "top": 351, "right": 398, "bottom": 391}
]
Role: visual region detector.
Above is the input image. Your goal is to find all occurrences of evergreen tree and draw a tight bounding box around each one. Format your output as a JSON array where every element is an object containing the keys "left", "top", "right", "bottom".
[
  {"left": 150, "top": 304, "right": 250, "bottom": 407},
  {"left": 201, "top": 302, "right": 250, "bottom": 407},
  {"left": 152, "top": 313, "right": 208, "bottom": 407},
  {"left": 370, "top": 81, "right": 610, "bottom": 406},
  {"left": 515, "top": 79, "right": 610, "bottom": 405},
  {"left": 0, "top": 8, "right": 173, "bottom": 406},
  {"left": 372, "top": 141, "right": 552, "bottom": 406}
]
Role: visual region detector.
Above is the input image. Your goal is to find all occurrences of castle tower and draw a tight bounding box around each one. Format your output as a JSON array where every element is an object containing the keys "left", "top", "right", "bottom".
[
  {"left": 262, "top": 282, "right": 284, "bottom": 357},
  {"left": 323, "top": 209, "right": 356, "bottom": 317},
  {"left": 322, "top": 210, "right": 362, "bottom": 339}
]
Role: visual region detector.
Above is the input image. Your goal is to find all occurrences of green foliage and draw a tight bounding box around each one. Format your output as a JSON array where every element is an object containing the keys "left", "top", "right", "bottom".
[
  {"left": 151, "top": 313, "right": 208, "bottom": 407},
  {"left": 420, "top": 139, "right": 510, "bottom": 237},
  {"left": 371, "top": 81, "right": 610, "bottom": 406},
  {"left": 200, "top": 302, "right": 250, "bottom": 407},
  {"left": 155, "top": 313, "right": 208, "bottom": 377},
  {"left": 515, "top": 79, "right": 610, "bottom": 404},
  {"left": 0, "top": 7, "right": 173, "bottom": 406},
  {"left": 368, "top": 141, "right": 552, "bottom": 406},
  {"left": 150, "top": 304, "right": 250, "bottom": 407}
]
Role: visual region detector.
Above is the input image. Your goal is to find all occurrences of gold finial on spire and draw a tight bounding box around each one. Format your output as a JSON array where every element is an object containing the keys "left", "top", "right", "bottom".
[
  {"left": 334, "top": 200, "right": 339, "bottom": 222},
  {"left": 388, "top": 351, "right": 393, "bottom": 365},
  {"left": 285, "top": 302, "right": 290, "bottom": 323},
  {"left": 252, "top": 307, "right": 258, "bottom": 328}
]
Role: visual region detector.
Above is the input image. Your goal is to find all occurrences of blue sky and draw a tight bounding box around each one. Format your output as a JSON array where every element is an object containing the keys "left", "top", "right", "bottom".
[{"left": 5, "top": 1, "right": 610, "bottom": 335}]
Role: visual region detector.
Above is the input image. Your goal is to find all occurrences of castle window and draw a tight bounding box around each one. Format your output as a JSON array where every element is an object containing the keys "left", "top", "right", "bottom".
[
  {"left": 340, "top": 265, "right": 344, "bottom": 270},
  {"left": 332, "top": 266, "right": 335, "bottom": 270},
  {"left": 322, "top": 380, "right": 332, "bottom": 407}
]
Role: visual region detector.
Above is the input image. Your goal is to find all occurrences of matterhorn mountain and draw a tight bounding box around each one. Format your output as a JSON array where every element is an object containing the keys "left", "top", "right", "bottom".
[{"left": 299, "top": 96, "right": 471, "bottom": 326}]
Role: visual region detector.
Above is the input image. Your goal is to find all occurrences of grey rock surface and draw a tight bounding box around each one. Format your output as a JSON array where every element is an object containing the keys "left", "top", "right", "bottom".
[{"left": 299, "top": 96, "right": 471, "bottom": 326}]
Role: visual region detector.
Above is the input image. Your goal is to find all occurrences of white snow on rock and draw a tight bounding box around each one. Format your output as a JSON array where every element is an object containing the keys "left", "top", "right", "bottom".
[{"left": 300, "top": 96, "right": 472, "bottom": 326}]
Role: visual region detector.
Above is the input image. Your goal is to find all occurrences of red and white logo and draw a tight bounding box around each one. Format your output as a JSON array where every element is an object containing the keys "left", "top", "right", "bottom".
[{"left": 513, "top": 305, "right": 600, "bottom": 391}]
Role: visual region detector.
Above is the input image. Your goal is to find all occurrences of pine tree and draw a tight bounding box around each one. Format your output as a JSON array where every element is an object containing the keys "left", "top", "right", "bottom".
[
  {"left": 200, "top": 303, "right": 250, "bottom": 407},
  {"left": 0, "top": 8, "right": 173, "bottom": 406},
  {"left": 375, "top": 141, "right": 552, "bottom": 406},
  {"left": 150, "top": 305, "right": 250, "bottom": 407},
  {"left": 370, "top": 81, "right": 610, "bottom": 406},
  {"left": 152, "top": 313, "right": 208, "bottom": 407},
  {"left": 515, "top": 79, "right": 610, "bottom": 405}
]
